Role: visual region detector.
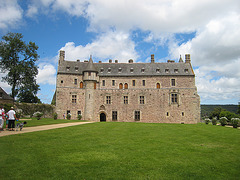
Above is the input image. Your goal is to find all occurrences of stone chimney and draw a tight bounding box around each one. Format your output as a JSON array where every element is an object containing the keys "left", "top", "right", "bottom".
[
  {"left": 151, "top": 54, "right": 155, "bottom": 63},
  {"left": 59, "top": 50, "right": 65, "bottom": 64},
  {"left": 185, "top": 54, "right": 191, "bottom": 63}
]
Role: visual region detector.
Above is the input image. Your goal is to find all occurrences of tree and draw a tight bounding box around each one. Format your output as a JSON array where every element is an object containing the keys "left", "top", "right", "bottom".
[
  {"left": 209, "top": 107, "right": 224, "bottom": 119},
  {"left": 0, "top": 32, "right": 40, "bottom": 102}
]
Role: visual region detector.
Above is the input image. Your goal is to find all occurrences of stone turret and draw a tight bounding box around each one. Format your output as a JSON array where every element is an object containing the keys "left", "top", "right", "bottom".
[{"left": 83, "top": 55, "right": 98, "bottom": 121}]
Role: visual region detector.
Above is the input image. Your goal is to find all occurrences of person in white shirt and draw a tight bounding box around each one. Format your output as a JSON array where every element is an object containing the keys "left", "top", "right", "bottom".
[
  {"left": 7, "top": 107, "right": 17, "bottom": 131},
  {"left": 0, "top": 106, "right": 5, "bottom": 131}
]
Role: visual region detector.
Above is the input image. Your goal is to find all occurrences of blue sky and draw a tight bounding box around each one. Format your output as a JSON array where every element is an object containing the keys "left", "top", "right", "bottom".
[{"left": 0, "top": 0, "right": 240, "bottom": 105}]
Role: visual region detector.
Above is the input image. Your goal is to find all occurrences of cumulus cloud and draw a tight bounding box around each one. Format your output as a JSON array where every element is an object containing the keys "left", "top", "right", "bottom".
[
  {"left": 37, "top": 64, "right": 56, "bottom": 85},
  {"left": 61, "top": 31, "right": 139, "bottom": 62},
  {"left": 0, "top": 0, "right": 23, "bottom": 29}
]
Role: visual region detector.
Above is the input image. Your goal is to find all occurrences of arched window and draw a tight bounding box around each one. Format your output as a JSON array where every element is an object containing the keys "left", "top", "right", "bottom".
[
  {"left": 124, "top": 83, "right": 128, "bottom": 89},
  {"left": 80, "top": 82, "right": 83, "bottom": 88},
  {"left": 156, "top": 83, "right": 160, "bottom": 89},
  {"left": 119, "top": 83, "right": 123, "bottom": 89}
]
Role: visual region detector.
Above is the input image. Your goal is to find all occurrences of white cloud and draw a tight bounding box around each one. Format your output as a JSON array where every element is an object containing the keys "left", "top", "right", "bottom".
[
  {"left": 61, "top": 31, "right": 139, "bottom": 62},
  {"left": 37, "top": 64, "right": 56, "bottom": 85},
  {"left": 0, "top": 0, "right": 23, "bottom": 29}
]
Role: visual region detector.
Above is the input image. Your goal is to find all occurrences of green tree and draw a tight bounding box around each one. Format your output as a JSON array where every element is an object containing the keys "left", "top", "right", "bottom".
[
  {"left": 209, "top": 107, "right": 224, "bottom": 119},
  {"left": 0, "top": 32, "right": 40, "bottom": 102}
]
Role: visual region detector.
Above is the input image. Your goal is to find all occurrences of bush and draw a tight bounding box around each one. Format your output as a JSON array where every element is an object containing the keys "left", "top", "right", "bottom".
[
  {"left": 35, "top": 112, "right": 43, "bottom": 120},
  {"left": 231, "top": 118, "right": 240, "bottom": 128},
  {"left": 205, "top": 118, "right": 210, "bottom": 124},
  {"left": 211, "top": 118, "right": 217, "bottom": 125},
  {"left": 78, "top": 114, "right": 82, "bottom": 120},
  {"left": 219, "top": 117, "right": 228, "bottom": 126},
  {"left": 67, "top": 113, "right": 71, "bottom": 120},
  {"left": 53, "top": 113, "right": 58, "bottom": 120}
]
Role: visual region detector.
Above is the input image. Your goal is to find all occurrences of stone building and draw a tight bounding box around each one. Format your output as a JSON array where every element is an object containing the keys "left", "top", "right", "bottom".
[
  {"left": 0, "top": 87, "right": 14, "bottom": 105},
  {"left": 55, "top": 51, "right": 200, "bottom": 123}
]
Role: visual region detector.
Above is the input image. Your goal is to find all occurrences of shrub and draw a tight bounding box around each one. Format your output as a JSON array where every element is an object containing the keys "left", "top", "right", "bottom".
[
  {"left": 211, "top": 118, "right": 217, "bottom": 125},
  {"left": 78, "top": 114, "right": 82, "bottom": 120},
  {"left": 205, "top": 118, "right": 210, "bottom": 124},
  {"left": 231, "top": 118, "right": 240, "bottom": 128},
  {"left": 219, "top": 117, "right": 228, "bottom": 126},
  {"left": 67, "top": 113, "right": 71, "bottom": 120},
  {"left": 53, "top": 113, "right": 58, "bottom": 120},
  {"left": 35, "top": 112, "right": 43, "bottom": 120}
]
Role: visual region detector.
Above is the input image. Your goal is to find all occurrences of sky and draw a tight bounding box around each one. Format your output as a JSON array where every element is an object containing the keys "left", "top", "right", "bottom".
[{"left": 0, "top": 0, "right": 240, "bottom": 105}]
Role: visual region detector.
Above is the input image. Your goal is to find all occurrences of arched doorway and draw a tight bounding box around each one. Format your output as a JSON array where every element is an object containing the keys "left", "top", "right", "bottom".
[{"left": 100, "top": 113, "right": 106, "bottom": 122}]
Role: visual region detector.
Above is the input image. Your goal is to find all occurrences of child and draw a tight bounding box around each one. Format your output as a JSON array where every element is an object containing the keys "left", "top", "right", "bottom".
[{"left": 0, "top": 106, "right": 5, "bottom": 131}]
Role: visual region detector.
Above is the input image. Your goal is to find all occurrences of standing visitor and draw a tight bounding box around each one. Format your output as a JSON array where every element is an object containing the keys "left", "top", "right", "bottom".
[
  {"left": 0, "top": 106, "right": 5, "bottom": 131},
  {"left": 7, "top": 107, "right": 17, "bottom": 131}
]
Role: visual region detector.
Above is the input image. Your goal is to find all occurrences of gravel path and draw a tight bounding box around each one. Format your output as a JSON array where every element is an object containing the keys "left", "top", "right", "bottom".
[{"left": 0, "top": 122, "right": 93, "bottom": 137}]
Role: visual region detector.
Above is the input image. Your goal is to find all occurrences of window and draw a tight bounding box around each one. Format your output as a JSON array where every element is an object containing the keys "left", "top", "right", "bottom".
[
  {"left": 156, "top": 83, "right": 160, "bottom": 89},
  {"left": 118, "top": 68, "right": 122, "bottom": 73},
  {"left": 140, "top": 96, "right": 145, "bottom": 104},
  {"left": 165, "top": 69, "right": 169, "bottom": 73},
  {"left": 108, "top": 68, "right": 111, "bottom": 73},
  {"left": 72, "top": 95, "right": 77, "bottom": 103},
  {"left": 74, "top": 79, "right": 77, "bottom": 85},
  {"left": 166, "top": 112, "right": 169, "bottom": 116},
  {"left": 61, "top": 80, "right": 63, "bottom": 83},
  {"left": 78, "top": 111, "right": 81, "bottom": 115},
  {"left": 132, "top": 80, "right": 135, "bottom": 86},
  {"left": 100, "top": 68, "right": 104, "bottom": 73},
  {"left": 112, "top": 80, "right": 115, "bottom": 86},
  {"left": 142, "top": 80, "right": 145, "bottom": 86},
  {"left": 102, "top": 80, "right": 105, "bottom": 86},
  {"left": 156, "top": 68, "right": 160, "bottom": 73},
  {"left": 124, "top": 83, "right": 128, "bottom": 89},
  {"left": 171, "top": 93, "right": 178, "bottom": 103},
  {"left": 112, "top": 111, "right": 117, "bottom": 121},
  {"left": 124, "top": 96, "right": 128, "bottom": 104},
  {"left": 182, "top": 112, "right": 184, "bottom": 116},
  {"left": 80, "top": 82, "right": 83, "bottom": 88},
  {"left": 135, "top": 111, "right": 140, "bottom": 121},
  {"left": 171, "top": 79, "right": 176, "bottom": 86},
  {"left": 106, "top": 96, "right": 111, "bottom": 104},
  {"left": 66, "top": 67, "right": 70, "bottom": 71},
  {"left": 119, "top": 83, "right": 123, "bottom": 89},
  {"left": 67, "top": 110, "right": 70, "bottom": 115},
  {"left": 174, "top": 69, "right": 178, "bottom": 73},
  {"left": 184, "top": 69, "right": 189, "bottom": 73},
  {"left": 141, "top": 68, "right": 145, "bottom": 73},
  {"left": 75, "top": 67, "right": 78, "bottom": 71},
  {"left": 130, "top": 68, "right": 134, "bottom": 73}
]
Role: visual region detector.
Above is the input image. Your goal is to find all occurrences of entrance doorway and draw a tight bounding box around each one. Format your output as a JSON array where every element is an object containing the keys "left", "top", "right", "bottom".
[{"left": 100, "top": 113, "right": 106, "bottom": 122}]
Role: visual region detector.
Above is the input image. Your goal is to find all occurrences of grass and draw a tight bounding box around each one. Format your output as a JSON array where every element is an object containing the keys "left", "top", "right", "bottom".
[{"left": 0, "top": 122, "right": 240, "bottom": 179}]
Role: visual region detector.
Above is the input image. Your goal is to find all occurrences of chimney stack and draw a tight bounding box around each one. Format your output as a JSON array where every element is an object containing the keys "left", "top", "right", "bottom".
[
  {"left": 59, "top": 50, "right": 65, "bottom": 64},
  {"left": 185, "top": 54, "right": 191, "bottom": 63},
  {"left": 115, "top": 60, "right": 118, "bottom": 63},
  {"left": 151, "top": 54, "right": 155, "bottom": 63}
]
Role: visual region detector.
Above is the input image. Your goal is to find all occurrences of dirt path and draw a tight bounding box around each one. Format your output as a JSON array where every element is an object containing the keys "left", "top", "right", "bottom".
[{"left": 0, "top": 122, "right": 93, "bottom": 137}]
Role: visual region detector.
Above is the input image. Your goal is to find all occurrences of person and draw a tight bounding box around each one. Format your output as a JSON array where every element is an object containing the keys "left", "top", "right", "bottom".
[
  {"left": 0, "top": 106, "right": 5, "bottom": 131},
  {"left": 7, "top": 107, "right": 17, "bottom": 131},
  {"left": 63, "top": 113, "right": 66, "bottom": 119}
]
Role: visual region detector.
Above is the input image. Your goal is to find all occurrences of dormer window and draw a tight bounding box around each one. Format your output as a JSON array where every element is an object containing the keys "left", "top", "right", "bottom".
[
  {"left": 141, "top": 68, "right": 145, "bottom": 73},
  {"left": 100, "top": 68, "right": 104, "bottom": 73},
  {"left": 75, "top": 67, "right": 78, "bottom": 71},
  {"left": 66, "top": 66, "right": 70, "bottom": 71},
  {"left": 108, "top": 68, "right": 111, "bottom": 73},
  {"left": 118, "top": 68, "right": 122, "bottom": 73},
  {"left": 174, "top": 69, "right": 178, "bottom": 73},
  {"left": 156, "top": 68, "right": 160, "bottom": 73},
  {"left": 130, "top": 68, "right": 134, "bottom": 73},
  {"left": 165, "top": 69, "right": 169, "bottom": 73},
  {"left": 184, "top": 69, "right": 189, "bottom": 73}
]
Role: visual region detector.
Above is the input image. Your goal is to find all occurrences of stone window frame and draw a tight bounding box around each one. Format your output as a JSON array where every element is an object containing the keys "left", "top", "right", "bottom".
[
  {"left": 102, "top": 80, "right": 105, "bottom": 86},
  {"left": 112, "top": 111, "right": 118, "bottom": 121},
  {"left": 142, "top": 80, "right": 146, "bottom": 86},
  {"left": 171, "top": 79, "right": 176, "bottom": 86},
  {"left": 106, "top": 96, "right": 111, "bottom": 104},
  {"left": 139, "top": 96, "right": 145, "bottom": 104},
  {"left": 124, "top": 96, "right": 128, "bottom": 104},
  {"left": 132, "top": 80, "right": 136, "bottom": 86},
  {"left": 112, "top": 80, "right": 115, "bottom": 86},
  {"left": 72, "top": 95, "right": 77, "bottom": 103},
  {"left": 134, "top": 110, "right": 140, "bottom": 121}
]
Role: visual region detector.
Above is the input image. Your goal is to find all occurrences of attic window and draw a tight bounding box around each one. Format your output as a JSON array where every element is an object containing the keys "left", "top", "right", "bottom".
[
  {"left": 184, "top": 69, "right": 189, "bottom": 73},
  {"left": 130, "top": 68, "right": 134, "bottom": 73},
  {"left": 75, "top": 67, "right": 78, "bottom": 71},
  {"left": 108, "top": 68, "right": 111, "bottom": 73},
  {"left": 118, "top": 68, "right": 122, "bottom": 73},
  {"left": 156, "top": 68, "right": 160, "bottom": 73},
  {"left": 141, "top": 68, "right": 145, "bottom": 73},
  {"left": 100, "top": 68, "right": 104, "bottom": 73},
  {"left": 174, "top": 69, "right": 178, "bottom": 73},
  {"left": 165, "top": 69, "right": 169, "bottom": 73},
  {"left": 66, "top": 67, "right": 70, "bottom": 71}
]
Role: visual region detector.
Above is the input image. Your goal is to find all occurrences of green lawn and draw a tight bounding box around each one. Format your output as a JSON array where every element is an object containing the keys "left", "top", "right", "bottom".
[{"left": 0, "top": 122, "right": 239, "bottom": 179}]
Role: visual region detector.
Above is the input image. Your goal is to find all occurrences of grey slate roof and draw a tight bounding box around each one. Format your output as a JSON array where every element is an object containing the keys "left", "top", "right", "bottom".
[
  {"left": 0, "top": 87, "right": 14, "bottom": 100},
  {"left": 58, "top": 60, "right": 194, "bottom": 76}
]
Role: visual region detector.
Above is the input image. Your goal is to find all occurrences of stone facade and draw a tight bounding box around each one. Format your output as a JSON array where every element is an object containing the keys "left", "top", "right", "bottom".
[{"left": 55, "top": 51, "right": 200, "bottom": 123}]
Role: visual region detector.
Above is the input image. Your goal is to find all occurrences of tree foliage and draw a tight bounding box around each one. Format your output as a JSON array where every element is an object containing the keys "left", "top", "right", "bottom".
[{"left": 0, "top": 32, "right": 40, "bottom": 102}]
